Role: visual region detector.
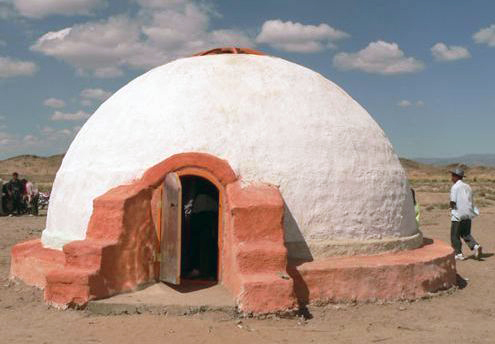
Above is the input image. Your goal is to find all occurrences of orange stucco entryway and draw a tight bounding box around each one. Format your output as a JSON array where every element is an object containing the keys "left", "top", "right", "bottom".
[{"left": 10, "top": 152, "right": 296, "bottom": 313}]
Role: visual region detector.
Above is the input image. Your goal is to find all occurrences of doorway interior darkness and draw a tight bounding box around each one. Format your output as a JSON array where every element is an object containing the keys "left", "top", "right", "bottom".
[{"left": 180, "top": 175, "right": 219, "bottom": 282}]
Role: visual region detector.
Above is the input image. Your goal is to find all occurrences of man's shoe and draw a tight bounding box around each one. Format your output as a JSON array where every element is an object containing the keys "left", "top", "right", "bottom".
[
  {"left": 455, "top": 253, "right": 466, "bottom": 261},
  {"left": 473, "top": 245, "right": 482, "bottom": 260}
]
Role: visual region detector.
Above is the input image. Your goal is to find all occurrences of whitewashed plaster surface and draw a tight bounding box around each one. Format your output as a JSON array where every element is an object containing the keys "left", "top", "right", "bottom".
[{"left": 42, "top": 54, "right": 417, "bottom": 255}]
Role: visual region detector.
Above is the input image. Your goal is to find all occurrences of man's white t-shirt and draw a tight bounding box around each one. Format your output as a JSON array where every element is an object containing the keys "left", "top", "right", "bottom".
[{"left": 450, "top": 180, "right": 478, "bottom": 221}]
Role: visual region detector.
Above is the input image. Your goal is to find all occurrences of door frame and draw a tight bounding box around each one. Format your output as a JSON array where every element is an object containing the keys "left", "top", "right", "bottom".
[{"left": 164, "top": 167, "right": 224, "bottom": 282}]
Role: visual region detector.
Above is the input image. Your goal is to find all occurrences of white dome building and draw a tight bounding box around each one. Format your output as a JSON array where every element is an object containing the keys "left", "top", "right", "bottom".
[
  {"left": 43, "top": 49, "right": 420, "bottom": 256},
  {"left": 11, "top": 48, "right": 455, "bottom": 313}
]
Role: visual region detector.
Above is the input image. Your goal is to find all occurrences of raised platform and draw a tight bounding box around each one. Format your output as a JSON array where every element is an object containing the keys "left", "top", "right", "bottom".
[
  {"left": 10, "top": 237, "right": 456, "bottom": 313},
  {"left": 288, "top": 239, "right": 456, "bottom": 305}
]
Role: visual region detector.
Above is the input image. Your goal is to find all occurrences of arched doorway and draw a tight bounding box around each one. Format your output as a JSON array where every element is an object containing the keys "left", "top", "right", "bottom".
[
  {"left": 180, "top": 175, "right": 219, "bottom": 281},
  {"left": 159, "top": 172, "right": 221, "bottom": 285}
]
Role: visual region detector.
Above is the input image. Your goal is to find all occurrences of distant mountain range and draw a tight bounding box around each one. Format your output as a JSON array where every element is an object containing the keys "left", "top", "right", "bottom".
[
  {"left": 415, "top": 154, "right": 495, "bottom": 167},
  {"left": 1, "top": 153, "right": 495, "bottom": 184}
]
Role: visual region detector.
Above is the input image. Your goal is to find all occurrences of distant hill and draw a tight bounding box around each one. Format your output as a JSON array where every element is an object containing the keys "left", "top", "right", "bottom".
[
  {"left": 0, "top": 154, "right": 64, "bottom": 183},
  {"left": 415, "top": 154, "right": 495, "bottom": 167},
  {"left": 0, "top": 154, "right": 493, "bottom": 187},
  {"left": 399, "top": 157, "right": 495, "bottom": 180},
  {"left": 399, "top": 158, "right": 445, "bottom": 179}
]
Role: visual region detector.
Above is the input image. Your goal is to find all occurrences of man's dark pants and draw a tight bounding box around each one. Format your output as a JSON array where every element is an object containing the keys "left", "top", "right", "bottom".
[
  {"left": 186, "top": 211, "right": 218, "bottom": 278},
  {"left": 451, "top": 219, "right": 478, "bottom": 254},
  {"left": 12, "top": 192, "right": 22, "bottom": 215}
]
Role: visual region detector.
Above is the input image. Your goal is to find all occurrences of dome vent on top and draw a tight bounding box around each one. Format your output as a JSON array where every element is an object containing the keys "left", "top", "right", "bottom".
[{"left": 193, "top": 47, "right": 266, "bottom": 56}]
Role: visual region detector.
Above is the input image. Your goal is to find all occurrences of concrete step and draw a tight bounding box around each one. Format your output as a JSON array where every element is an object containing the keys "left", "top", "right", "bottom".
[
  {"left": 235, "top": 242, "right": 287, "bottom": 274},
  {"left": 63, "top": 239, "right": 116, "bottom": 270},
  {"left": 238, "top": 273, "right": 296, "bottom": 313},
  {"left": 87, "top": 283, "right": 237, "bottom": 316}
]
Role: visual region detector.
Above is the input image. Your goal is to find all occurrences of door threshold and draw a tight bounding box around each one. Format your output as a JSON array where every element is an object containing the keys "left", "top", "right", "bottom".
[{"left": 180, "top": 278, "right": 218, "bottom": 286}]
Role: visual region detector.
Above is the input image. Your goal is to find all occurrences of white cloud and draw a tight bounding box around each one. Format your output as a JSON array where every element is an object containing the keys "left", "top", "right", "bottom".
[
  {"left": 93, "top": 67, "right": 123, "bottom": 78},
  {"left": 0, "top": 56, "right": 38, "bottom": 78},
  {"left": 81, "top": 99, "right": 93, "bottom": 107},
  {"left": 431, "top": 42, "right": 470, "bottom": 61},
  {"left": 79, "top": 88, "right": 111, "bottom": 107},
  {"left": 256, "top": 19, "right": 349, "bottom": 53},
  {"left": 43, "top": 97, "right": 66, "bottom": 109},
  {"left": 13, "top": 0, "right": 106, "bottom": 18},
  {"left": 135, "top": 0, "right": 190, "bottom": 9},
  {"left": 0, "top": 131, "right": 17, "bottom": 146},
  {"left": 0, "top": 124, "right": 80, "bottom": 156},
  {"left": 473, "top": 24, "right": 495, "bottom": 47},
  {"left": 80, "top": 88, "right": 111, "bottom": 101},
  {"left": 22, "top": 134, "right": 39, "bottom": 145},
  {"left": 51, "top": 110, "right": 90, "bottom": 121},
  {"left": 41, "top": 126, "right": 55, "bottom": 134},
  {"left": 31, "top": 1, "right": 254, "bottom": 78},
  {"left": 333, "top": 41, "right": 424, "bottom": 75},
  {"left": 41, "top": 125, "right": 80, "bottom": 140},
  {"left": 58, "top": 128, "right": 72, "bottom": 135},
  {"left": 31, "top": 17, "right": 144, "bottom": 78},
  {"left": 0, "top": 1, "right": 16, "bottom": 19},
  {"left": 397, "top": 99, "right": 424, "bottom": 108},
  {"left": 397, "top": 100, "right": 412, "bottom": 108}
]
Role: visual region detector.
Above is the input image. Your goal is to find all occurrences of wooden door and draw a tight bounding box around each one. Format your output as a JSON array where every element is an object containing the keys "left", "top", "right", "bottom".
[{"left": 160, "top": 172, "right": 182, "bottom": 284}]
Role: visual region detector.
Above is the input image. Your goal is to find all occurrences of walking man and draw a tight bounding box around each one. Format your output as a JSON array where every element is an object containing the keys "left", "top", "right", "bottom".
[{"left": 449, "top": 167, "right": 482, "bottom": 260}]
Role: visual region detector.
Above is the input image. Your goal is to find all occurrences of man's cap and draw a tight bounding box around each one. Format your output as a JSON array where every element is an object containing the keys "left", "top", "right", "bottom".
[{"left": 450, "top": 166, "right": 465, "bottom": 177}]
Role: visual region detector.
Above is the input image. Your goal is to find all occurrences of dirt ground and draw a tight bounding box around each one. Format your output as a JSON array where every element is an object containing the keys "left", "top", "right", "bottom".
[{"left": 1, "top": 185, "right": 494, "bottom": 344}]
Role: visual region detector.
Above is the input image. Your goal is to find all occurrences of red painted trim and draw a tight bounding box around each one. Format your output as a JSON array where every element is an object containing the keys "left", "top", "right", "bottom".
[
  {"left": 193, "top": 47, "right": 266, "bottom": 56},
  {"left": 140, "top": 152, "right": 237, "bottom": 189}
]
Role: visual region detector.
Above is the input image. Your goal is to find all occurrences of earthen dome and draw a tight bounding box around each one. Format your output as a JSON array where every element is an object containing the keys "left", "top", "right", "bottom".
[{"left": 41, "top": 53, "right": 420, "bottom": 258}]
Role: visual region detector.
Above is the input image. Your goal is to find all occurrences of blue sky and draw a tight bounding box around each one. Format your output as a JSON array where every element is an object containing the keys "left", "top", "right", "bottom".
[{"left": 0, "top": 0, "right": 494, "bottom": 160}]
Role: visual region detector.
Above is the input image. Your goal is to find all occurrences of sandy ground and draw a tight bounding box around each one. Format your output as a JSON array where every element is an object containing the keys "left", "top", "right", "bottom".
[{"left": 1, "top": 189, "right": 494, "bottom": 344}]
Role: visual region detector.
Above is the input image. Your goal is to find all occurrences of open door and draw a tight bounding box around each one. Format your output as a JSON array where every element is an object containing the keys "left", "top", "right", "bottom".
[{"left": 160, "top": 172, "right": 182, "bottom": 284}]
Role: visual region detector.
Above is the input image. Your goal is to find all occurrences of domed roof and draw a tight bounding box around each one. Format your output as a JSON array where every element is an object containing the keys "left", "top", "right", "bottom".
[{"left": 42, "top": 50, "right": 418, "bottom": 257}]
